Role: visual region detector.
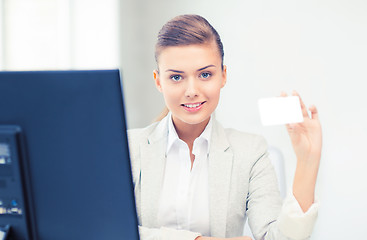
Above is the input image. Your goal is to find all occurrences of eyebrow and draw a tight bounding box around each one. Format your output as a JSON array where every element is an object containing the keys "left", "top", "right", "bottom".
[
  {"left": 165, "top": 65, "right": 216, "bottom": 73},
  {"left": 197, "top": 65, "right": 216, "bottom": 71},
  {"left": 165, "top": 69, "right": 184, "bottom": 73}
]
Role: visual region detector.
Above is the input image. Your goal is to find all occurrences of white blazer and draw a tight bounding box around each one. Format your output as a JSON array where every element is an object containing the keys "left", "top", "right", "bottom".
[{"left": 128, "top": 115, "right": 316, "bottom": 240}]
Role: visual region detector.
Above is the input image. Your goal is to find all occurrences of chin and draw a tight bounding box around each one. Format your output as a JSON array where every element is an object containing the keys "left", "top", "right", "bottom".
[{"left": 178, "top": 113, "right": 211, "bottom": 126}]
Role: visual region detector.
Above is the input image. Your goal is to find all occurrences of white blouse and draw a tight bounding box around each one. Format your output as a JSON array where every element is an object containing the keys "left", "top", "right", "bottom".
[{"left": 157, "top": 114, "right": 212, "bottom": 236}]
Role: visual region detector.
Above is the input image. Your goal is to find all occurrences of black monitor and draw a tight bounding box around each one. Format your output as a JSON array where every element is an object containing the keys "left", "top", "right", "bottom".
[{"left": 0, "top": 70, "right": 139, "bottom": 240}]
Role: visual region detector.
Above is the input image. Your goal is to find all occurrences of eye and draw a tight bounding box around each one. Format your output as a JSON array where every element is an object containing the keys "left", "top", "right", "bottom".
[
  {"left": 170, "top": 75, "right": 182, "bottom": 81},
  {"left": 200, "top": 72, "right": 211, "bottom": 79}
]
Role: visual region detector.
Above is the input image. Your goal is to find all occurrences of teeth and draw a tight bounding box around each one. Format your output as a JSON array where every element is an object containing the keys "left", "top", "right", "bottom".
[{"left": 184, "top": 103, "right": 202, "bottom": 108}]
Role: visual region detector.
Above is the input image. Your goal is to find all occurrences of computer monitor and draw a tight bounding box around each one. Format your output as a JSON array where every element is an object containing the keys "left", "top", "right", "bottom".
[{"left": 0, "top": 70, "right": 139, "bottom": 240}]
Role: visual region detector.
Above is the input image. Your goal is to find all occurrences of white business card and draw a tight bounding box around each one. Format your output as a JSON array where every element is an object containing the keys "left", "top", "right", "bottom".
[{"left": 258, "top": 96, "right": 304, "bottom": 126}]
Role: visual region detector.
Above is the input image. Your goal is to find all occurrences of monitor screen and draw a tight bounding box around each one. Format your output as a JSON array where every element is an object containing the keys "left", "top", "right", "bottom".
[{"left": 0, "top": 70, "right": 139, "bottom": 240}]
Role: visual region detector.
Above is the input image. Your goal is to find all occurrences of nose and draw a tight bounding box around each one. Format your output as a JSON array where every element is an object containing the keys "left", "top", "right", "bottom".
[{"left": 185, "top": 78, "right": 199, "bottom": 99}]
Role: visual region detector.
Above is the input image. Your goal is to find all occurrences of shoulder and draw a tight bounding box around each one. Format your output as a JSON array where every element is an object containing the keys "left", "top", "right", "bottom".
[
  {"left": 127, "top": 115, "right": 169, "bottom": 157},
  {"left": 211, "top": 122, "right": 269, "bottom": 169},
  {"left": 127, "top": 114, "right": 169, "bottom": 144},
  {"left": 127, "top": 121, "right": 160, "bottom": 155},
  {"left": 212, "top": 118, "right": 268, "bottom": 156},
  {"left": 127, "top": 121, "right": 159, "bottom": 143},
  {"left": 223, "top": 128, "right": 268, "bottom": 155}
]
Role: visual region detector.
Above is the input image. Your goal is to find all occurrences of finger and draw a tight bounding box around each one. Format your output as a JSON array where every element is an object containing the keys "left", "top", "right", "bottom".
[
  {"left": 280, "top": 91, "right": 287, "bottom": 97},
  {"left": 292, "top": 90, "right": 309, "bottom": 118},
  {"left": 309, "top": 104, "right": 319, "bottom": 120}
]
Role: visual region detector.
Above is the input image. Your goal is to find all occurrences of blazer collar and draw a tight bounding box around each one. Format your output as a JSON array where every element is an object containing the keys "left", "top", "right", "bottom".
[{"left": 147, "top": 114, "right": 169, "bottom": 145}]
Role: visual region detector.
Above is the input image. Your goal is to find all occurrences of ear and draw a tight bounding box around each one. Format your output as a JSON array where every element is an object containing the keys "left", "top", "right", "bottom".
[
  {"left": 221, "top": 65, "right": 227, "bottom": 88},
  {"left": 153, "top": 70, "right": 162, "bottom": 92}
]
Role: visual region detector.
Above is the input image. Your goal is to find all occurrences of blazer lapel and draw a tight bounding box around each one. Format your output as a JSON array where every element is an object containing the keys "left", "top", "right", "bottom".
[
  {"left": 140, "top": 117, "right": 168, "bottom": 227},
  {"left": 209, "top": 119, "right": 233, "bottom": 237},
  {"left": 139, "top": 115, "right": 234, "bottom": 235}
]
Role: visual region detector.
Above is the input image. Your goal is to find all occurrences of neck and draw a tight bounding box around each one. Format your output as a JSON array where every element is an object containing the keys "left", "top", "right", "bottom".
[{"left": 172, "top": 116, "right": 210, "bottom": 144}]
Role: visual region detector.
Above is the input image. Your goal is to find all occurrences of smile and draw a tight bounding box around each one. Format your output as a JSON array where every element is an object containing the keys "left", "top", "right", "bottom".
[
  {"left": 181, "top": 101, "right": 206, "bottom": 112},
  {"left": 184, "top": 103, "right": 202, "bottom": 108}
]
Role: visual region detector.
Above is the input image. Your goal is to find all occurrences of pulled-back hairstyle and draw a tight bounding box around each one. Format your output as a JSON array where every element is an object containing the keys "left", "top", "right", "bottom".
[{"left": 155, "top": 14, "right": 224, "bottom": 69}]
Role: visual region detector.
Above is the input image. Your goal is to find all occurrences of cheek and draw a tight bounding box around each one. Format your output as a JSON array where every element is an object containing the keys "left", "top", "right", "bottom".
[
  {"left": 205, "top": 82, "right": 222, "bottom": 99},
  {"left": 161, "top": 85, "right": 182, "bottom": 103}
]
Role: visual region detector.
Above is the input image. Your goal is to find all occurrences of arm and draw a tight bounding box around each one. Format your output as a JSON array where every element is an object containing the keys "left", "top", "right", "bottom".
[
  {"left": 245, "top": 135, "right": 319, "bottom": 240},
  {"left": 283, "top": 91, "right": 322, "bottom": 212}
]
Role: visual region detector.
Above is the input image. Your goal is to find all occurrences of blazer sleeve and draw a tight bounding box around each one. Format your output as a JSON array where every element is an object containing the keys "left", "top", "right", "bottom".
[{"left": 246, "top": 137, "right": 318, "bottom": 240}]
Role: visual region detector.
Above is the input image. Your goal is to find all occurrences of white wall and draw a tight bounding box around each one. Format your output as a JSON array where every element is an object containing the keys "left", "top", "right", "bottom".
[
  {"left": 0, "top": 0, "right": 119, "bottom": 70},
  {"left": 0, "top": 1, "right": 3, "bottom": 69},
  {"left": 120, "top": 0, "right": 367, "bottom": 239}
]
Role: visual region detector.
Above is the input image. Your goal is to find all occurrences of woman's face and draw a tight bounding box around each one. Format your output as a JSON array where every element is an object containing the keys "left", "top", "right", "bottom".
[{"left": 154, "top": 42, "right": 227, "bottom": 128}]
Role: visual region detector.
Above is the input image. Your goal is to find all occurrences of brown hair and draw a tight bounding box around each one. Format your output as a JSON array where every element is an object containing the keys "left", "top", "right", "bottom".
[
  {"left": 155, "top": 14, "right": 224, "bottom": 69},
  {"left": 154, "top": 14, "right": 224, "bottom": 122}
]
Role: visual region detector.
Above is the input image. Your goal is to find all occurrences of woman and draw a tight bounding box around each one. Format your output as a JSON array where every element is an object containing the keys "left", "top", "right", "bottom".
[{"left": 128, "top": 14, "right": 321, "bottom": 240}]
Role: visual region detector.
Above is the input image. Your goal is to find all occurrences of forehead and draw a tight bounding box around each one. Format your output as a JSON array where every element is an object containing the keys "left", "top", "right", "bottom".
[{"left": 158, "top": 43, "right": 221, "bottom": 71}]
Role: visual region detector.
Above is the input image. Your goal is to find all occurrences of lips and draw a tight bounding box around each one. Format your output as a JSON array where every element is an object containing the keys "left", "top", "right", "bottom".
[{"left": 181, "top": 101, "right": 206, "bottom": 112}]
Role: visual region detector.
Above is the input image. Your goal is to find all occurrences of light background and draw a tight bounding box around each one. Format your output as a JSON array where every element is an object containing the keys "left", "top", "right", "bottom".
[{"left": 1, "top": 0, "right": 367, "bottom": 239}]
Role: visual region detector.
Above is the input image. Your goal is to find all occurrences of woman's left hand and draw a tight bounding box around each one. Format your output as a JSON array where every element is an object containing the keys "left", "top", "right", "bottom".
[
  {"left": 283, "top": 91, "right": 322, "bottom": 165},
  {"left": 282, "top": 91, "right": 322, "bottom": 212}
]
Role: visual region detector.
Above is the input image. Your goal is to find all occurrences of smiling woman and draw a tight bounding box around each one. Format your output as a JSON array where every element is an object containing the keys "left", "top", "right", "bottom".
[
  {"left": 127, "top": 14, "right": 321, "bottom": 240},
  {"left": 153, "top": 43, "right": 226, "bottom": 133},
  {"left": 153, "top": 14, "right": 226, "bottom": 125}
]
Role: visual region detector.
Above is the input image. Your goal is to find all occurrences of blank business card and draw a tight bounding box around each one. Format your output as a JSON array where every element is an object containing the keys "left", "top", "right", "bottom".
[{"left": 258, "top": 96, "right": 304, "bottom": 126}]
